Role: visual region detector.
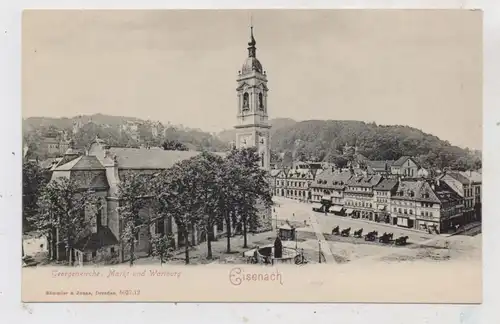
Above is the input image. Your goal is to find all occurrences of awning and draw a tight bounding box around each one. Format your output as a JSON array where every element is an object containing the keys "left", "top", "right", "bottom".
[
  {"left": 321, "top": 196, "right": 332, "bottom": 201},
  {"left": 312, "top": 204, "right": 323, "bottom": 210},
  {"left": 377, "top": 205, "right": 386, "bottom": 211},
  {"left": 345, "top": 209, "right": 354, "bottom": 214},
  {"left": 331, "top": 205, "right": 343, "bottom": 212}
]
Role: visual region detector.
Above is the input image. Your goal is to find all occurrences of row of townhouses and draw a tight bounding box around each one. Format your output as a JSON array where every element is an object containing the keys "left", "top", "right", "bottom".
[{"left": 269, "top": 157, "right": 482, "bottom": 234}]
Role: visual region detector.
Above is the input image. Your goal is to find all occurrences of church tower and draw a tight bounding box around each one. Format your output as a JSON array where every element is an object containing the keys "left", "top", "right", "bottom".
[{"left": 235, "top": 24, "right": 271, "bottom": 171}]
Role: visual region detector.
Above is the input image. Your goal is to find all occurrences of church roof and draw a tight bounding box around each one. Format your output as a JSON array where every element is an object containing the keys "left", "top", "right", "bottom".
[
  {"left": 241, "top": 57, "right": 263, "bottom": 74},
  {"left": 55, "top": 155, "right": 105, "bottom": 171},
  {"left": 108, "top": 147, "right": 227, "bottom": 170}
]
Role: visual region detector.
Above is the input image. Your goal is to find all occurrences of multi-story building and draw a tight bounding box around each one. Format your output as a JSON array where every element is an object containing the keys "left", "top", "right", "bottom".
[
  {"left": 310, "top": 169, "right": 352, "bottom": 214},
  {"left": 439, "top": 170, "right": 482, "bottom": 223},
  {"left": 275, "top": 169, "right": 288, "bottom": 197},
  {"left": 344, "top": 175, "right": 382, "bottom": 220},
  {"left": 438, "top": 171, "right": 475, "bottom": 224},
  {"left": 372, "top": 178, "right": 398, "bottom": 222},
  {"left": 466, "top": 170, "right": 482, "bottom": 221},
  {"left": 269, "top": 169, "right": 281, "bottom": 196},
  {"left": 391, "top": 156, "right": 420, "bottom": 178},
  {"left": 42, "top": 134, "right": 71, "bottom": 156},
  {"left": 284, "top": 168, "right": 315, "bottom": 201},
  {"left": 390, "top": 179, "right": 463, "bottom": 233}
]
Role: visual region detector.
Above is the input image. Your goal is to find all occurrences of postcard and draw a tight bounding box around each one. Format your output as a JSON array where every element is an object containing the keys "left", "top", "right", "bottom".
[{"left": 21, "top": 9, "right": 482, "bottom": 303}]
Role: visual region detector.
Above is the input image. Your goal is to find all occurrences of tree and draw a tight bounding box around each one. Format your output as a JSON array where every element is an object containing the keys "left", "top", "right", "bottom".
[
  {"left": 192, "top": 152, "right": 225, "bottom": 259},
  {"left": 325, "top": 154, "right": 348, "bottom": 169},
  {"left": 224, "top": 147, "right": 273, "bottom": 248},
  {"left": 23, "top": 161, "right": 49, "bottom": 234},
  {"left": 36, "top": 178, "right": 99, "bottom": 265},
  {"left": 117, "top": 173, "right": 153, "bottom": 266},
  {"left": 150, "top": 233, "right": 175, "bottom": 265},
  {"left": 162, "top": 139, "right": 189, "bottom": 151},
  {"left": 156, "top": 158, "right": 205, "bottom": 264}
]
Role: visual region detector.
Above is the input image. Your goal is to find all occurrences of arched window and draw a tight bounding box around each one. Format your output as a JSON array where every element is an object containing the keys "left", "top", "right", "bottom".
[
  {"left": 259, "top": 93, "right": 264, "bottom": 110},
  {"left": 243, "top": 92, "right": 249, "bottom": 110}
]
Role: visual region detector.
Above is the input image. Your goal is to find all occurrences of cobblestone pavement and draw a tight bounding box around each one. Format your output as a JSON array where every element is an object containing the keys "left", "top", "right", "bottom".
[
  {"left": 273, "top": 197, "right": 435, "bottom": 243},
  {"left": 272, "top": 196, "right": 482, "bottom": 263}
]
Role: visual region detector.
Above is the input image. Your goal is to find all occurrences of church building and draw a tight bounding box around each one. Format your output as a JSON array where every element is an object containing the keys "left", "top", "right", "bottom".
[{"left": 47, "top": 24, "right": 273, "bottom": 264}]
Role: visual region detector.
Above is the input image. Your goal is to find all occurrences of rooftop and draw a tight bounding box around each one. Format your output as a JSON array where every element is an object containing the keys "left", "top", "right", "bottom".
[
  {"left": 107, "top": 147, "right": 226, "bottom": 170},
  {"left": 373, "top": 178, "right": 398, "bottom": 191}
]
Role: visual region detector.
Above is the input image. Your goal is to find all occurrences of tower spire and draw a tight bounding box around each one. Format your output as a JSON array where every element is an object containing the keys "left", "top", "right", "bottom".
[{"left": 248, "top": 15, "right": 256, "bottom": 57}]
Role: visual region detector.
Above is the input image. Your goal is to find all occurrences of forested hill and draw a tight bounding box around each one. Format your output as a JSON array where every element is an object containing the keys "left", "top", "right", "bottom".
[
  {"left": 270, "top": 120, "right": 481, "bottom": 171},
  {"left": 22, "top": 114, "right": 229, "bottom": 158}
]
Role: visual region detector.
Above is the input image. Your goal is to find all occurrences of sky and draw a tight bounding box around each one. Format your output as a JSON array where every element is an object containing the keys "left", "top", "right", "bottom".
[{"left": 22, "top": 9, "right": 482, "bottom": 149}]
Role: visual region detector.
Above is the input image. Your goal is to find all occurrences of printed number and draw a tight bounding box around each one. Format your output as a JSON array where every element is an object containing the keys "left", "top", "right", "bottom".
[{"left": 119, "top": 290, "right": 140, "bottom": 296}]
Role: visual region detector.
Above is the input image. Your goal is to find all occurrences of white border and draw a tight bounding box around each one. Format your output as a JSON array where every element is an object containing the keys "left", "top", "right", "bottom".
[{"left": 1, "top": 1, "right": 498, "bottom": 323}]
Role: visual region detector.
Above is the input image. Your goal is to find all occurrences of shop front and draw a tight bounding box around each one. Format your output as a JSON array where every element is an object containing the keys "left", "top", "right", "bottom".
[
  {"left": 396, "top": 216, "right": 414, "bottom": 229},
  {"left": 375, "top": 205, "right": 390, "bottom": 223},
  {"left": 417, "top": 219, "right": 440, "bottom": 233},
  {"left": 330, "top": 205, "right": 344, "bottom": 216}
]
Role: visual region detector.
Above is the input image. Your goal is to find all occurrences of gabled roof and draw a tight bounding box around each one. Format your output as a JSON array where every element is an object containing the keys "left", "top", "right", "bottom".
[
  {"left": 108, "top": 147, "right": 226, "bottom": 170},
  {"left": 443, "top": 171, "right": 471, "bottom": 185},
  {"left": 55, "top": 155, "right": 105, "bottom": 171},
  {"left": 458, "top": 171, "right": 482, "bottom": 184},
  {"left": 392, "top": 156, "right": 419, "bottom": 167},
  {"left": 311, "top": 169, "right": 352, "bottom": 189},
  {"left": 366, "top": 160, "right": 394, "bottom": 173},
  {"left": 287, "top": 168, "right": 313, "bottom": 179},
  {"left": 390, "top": 179, "right": 456, "bottom": 204},
  {"left": 346, "top": 174, "right": 382, "bottom": 188}
]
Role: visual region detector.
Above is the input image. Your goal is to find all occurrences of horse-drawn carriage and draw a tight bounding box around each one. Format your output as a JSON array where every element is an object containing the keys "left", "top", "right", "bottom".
[
  {"left": 340, "top": 227, "right": 351, "bottom": 237},
  {"left": 332, "top": 226, "right": 340, "bottom": 235},
  {"left": 378, "top": 232, "right": 393, "bottom": 244},
  {"left": 353, "top": 228, "right": 363, "bottom": 238},
  {"left": 364, "top": 230, "right": 378, "bottom": 241},
  {"left": 394, "top": 235, "right": 409, "bottom": 246}
]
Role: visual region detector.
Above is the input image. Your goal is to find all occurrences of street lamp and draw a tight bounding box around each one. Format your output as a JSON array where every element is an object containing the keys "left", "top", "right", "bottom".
[
  {"left": 295, "top": 228, "right": 298, "bottom": 250},
  {"left": 318, "top": 240, "right": 321, "bottom": 264}
]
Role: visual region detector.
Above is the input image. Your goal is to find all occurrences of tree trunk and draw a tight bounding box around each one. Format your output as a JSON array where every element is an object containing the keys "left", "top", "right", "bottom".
[
  {"left": 207, "top": 223, "right": 213, "bottom": 259},
  {"left": 130, "top": 239, "right": 135, "bottom": 266},
  {"left": 51, "top": 228, "right": 57, "bottom": 260},
  {"left": 226, "top": 211, "right": 231, "bottom": 253},
  {"left": 243, "top": 215, "right": 248, "bottom": 248},
  {"left": 184, "top": 229, "right": 190, "bottom": 265}
]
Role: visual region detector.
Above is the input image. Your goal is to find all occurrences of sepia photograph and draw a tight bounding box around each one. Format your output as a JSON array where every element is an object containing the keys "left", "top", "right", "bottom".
[{"left": 21, "top": 9, "right": 482, "bottom": 302}]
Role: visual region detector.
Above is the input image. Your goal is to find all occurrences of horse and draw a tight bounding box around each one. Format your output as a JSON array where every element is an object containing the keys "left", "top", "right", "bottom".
[
  {"left": 394, "top": 236, "right": 409, "bottom": 246},
  {"left": 353, "top": 228, "right": 363, "bottom": 238},
  {"left": 332, "top": 226, "right": 340, "bottom": 235},
  {"left": 378, "top": 233, "right": 392, "bottom": 244},
  {"left": 341, "top": 227, "right": 351, "bottom": 237},
  {"left": 364, "top": 230, "right": 378, "bottom": 241}
]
